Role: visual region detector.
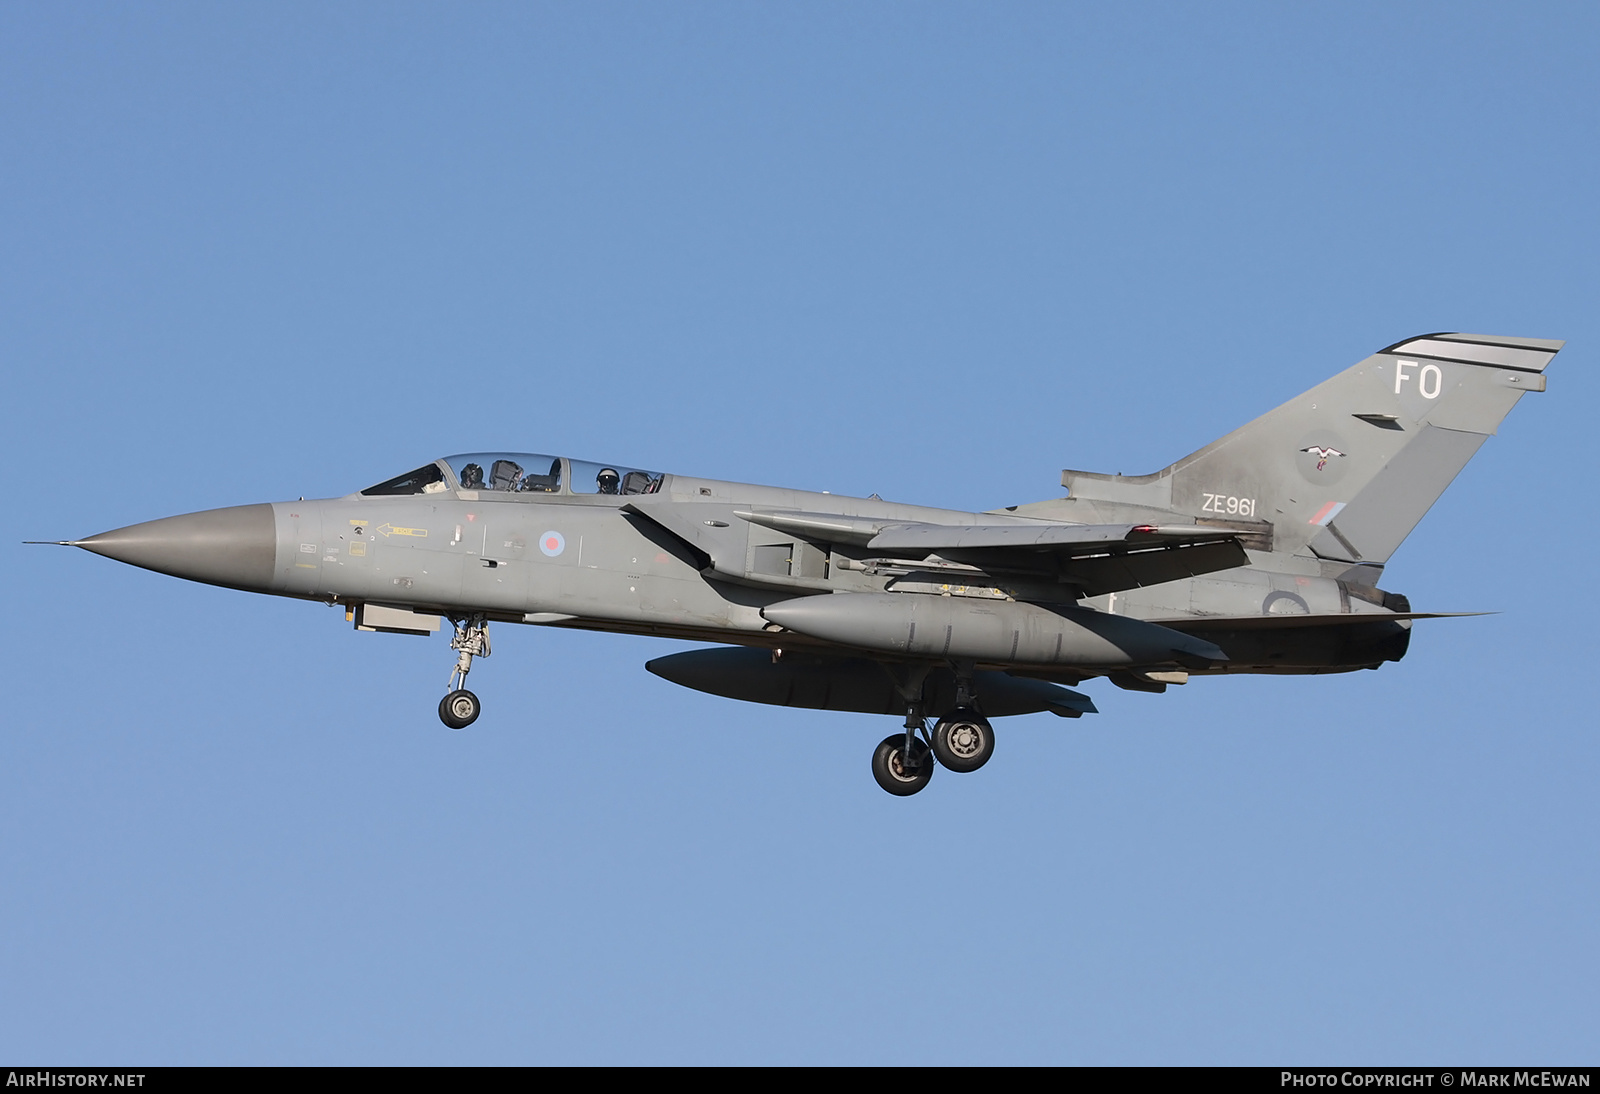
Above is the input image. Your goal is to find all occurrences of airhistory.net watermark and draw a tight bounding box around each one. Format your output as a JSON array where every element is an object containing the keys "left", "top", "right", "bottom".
[{"left": 5, "top": 1075, "right": 145, "bottom": 1088}]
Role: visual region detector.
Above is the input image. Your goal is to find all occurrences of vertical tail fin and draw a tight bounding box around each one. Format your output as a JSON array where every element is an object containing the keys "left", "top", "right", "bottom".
[{"left": 1060, "top": 333, "right": 1562, "bottom": 565}]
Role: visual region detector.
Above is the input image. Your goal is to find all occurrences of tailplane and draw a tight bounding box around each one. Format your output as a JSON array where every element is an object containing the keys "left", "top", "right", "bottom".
[{"left": 1056, "top": 333, "right": 1562, "bottom": 565}]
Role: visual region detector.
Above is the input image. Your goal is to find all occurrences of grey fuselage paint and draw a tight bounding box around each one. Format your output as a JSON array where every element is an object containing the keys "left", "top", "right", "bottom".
[{"left": 253, "top": 471, "right": 1406, "bottom": 677}]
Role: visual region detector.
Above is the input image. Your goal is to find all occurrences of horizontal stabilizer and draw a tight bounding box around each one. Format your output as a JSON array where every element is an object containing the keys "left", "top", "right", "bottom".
[{"left": 1055, "top": 540, "right": 1249, "bottom": 597}]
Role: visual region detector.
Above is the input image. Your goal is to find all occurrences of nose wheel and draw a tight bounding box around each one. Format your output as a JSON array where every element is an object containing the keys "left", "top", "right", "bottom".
[
  {"left": 439, "top": 689, "right": 480, "bottom": 729},
  {"left": 439, "top": 614, "right": 490, "bottom": 729}
]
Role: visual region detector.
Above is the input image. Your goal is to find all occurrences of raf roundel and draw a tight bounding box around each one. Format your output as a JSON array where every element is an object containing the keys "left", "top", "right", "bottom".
[{"left": 539, "top": 531, "right": 566, "bottom": 557}]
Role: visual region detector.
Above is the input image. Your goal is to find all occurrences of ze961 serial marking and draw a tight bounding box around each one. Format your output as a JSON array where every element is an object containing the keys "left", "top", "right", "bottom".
[{"left": 1201, "top": 492, "right": 1257, "bottom": 518}]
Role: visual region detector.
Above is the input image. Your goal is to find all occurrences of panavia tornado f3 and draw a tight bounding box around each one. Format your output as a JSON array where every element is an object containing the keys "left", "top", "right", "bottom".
[{"left": 43, "top": 332, "right": 1561, "bottom": 795}]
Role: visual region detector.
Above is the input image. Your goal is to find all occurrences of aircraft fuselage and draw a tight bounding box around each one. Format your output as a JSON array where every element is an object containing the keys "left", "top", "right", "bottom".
[{"left": 77, "top": 470, "right": 1406, "bottom": 675}]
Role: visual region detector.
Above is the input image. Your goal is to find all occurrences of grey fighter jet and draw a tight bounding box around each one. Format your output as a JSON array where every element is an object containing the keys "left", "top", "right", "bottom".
[{"left": 42, "top": 333, "right": 1560, "bottom": 795}]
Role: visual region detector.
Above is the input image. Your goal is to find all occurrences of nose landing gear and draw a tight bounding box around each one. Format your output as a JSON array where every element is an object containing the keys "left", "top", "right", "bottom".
[{"left": 439, "top": 614, "right": 490, "bottom": 729}]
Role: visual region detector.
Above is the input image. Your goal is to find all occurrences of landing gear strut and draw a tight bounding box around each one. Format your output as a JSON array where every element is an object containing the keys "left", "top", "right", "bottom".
[
  {"left": 932, "top": 663, "right": 994, "bottom": 773},
  {"left": 439, "top": 614, "right": 490, "bottom": 729},
  {"left": 870, "top": 667, "right": 938, "bottom": 796},
  {"left": 872, "top": 706, "right": 935, "bottom": 796}
]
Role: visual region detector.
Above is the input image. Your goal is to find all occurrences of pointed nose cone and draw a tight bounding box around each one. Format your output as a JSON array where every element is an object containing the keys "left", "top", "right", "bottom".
[{"left": 76, "top": 503, "right": 277, "bottom": 591}]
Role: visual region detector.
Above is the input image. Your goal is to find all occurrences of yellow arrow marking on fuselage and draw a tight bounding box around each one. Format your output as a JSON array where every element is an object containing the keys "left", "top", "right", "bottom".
[{"left": 376, "top": 524, "right": 428, "bottom": 538}]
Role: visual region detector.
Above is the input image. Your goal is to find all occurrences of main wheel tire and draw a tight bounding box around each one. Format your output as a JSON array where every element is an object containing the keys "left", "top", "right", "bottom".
[
  {"left": 932, "top": 710, "right": 994, "bottom": 773},
  {"left": 439, "top": 689, "right": 481, "bottom": 729},
  {"left": 871, "top": 733, "right": 935, "bottom": 796}
]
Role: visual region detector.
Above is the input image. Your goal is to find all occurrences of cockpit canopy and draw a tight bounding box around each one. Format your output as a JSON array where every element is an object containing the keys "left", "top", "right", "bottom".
[
  {"left": 447, "top": 453, "right": 563, "bottom": 493},
  {"left": 360, "top": 453, "right": 663, "bottom": 498},
  {"left": 568, "top": 458, "right": 662, "bottom": 495},
  {"left": 360, "top": 463, "right": 447, "bottom": 496}
]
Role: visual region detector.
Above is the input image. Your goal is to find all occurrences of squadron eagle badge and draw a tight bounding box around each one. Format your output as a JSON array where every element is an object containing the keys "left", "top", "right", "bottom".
[{"left": 1301, "top": 444, "right": 1345, "bottom": 471}]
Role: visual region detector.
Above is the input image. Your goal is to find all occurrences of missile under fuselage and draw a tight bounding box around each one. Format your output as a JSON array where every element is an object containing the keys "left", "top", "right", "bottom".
[{"left": 760, "top": 591, "right": 1226, "bottom": 669}]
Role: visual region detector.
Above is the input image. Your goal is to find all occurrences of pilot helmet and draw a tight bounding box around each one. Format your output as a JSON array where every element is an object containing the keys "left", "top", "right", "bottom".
[{"left": 597, "top": 468, "right": 620, "bottom": 490}]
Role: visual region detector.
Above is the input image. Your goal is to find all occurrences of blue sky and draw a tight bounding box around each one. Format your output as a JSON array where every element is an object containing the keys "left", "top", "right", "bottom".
[{"left": 2, "top": 1, "right": 1596, "bottom": 1064}]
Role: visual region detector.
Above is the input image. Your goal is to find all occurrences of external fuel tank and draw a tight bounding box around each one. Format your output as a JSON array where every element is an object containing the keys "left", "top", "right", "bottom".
[{"left": 760, "top": 592, "right": 1226, "bottom": 669}]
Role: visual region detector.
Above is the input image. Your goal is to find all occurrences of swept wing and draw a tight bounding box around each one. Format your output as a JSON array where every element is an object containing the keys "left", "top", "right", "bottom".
[{"left": 624, "top": 500, "right": 1248, "bottom": 597}]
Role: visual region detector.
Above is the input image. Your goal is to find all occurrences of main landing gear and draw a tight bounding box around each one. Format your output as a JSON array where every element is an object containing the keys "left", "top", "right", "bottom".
[
  {"left": 439, "top": 614, "right": 490, "bottom": 730},
  {"left": 870, "top": 709, "right": 995, "bottom": 796},
  {"left": 931, "top": 709, "right": 995, "bottom": 773},
  {"left": 872, "top": 727, "right": 935, "bottom": 796},
  {"left": 871, "top": 666, "right": 995, "bottom": 796}
]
